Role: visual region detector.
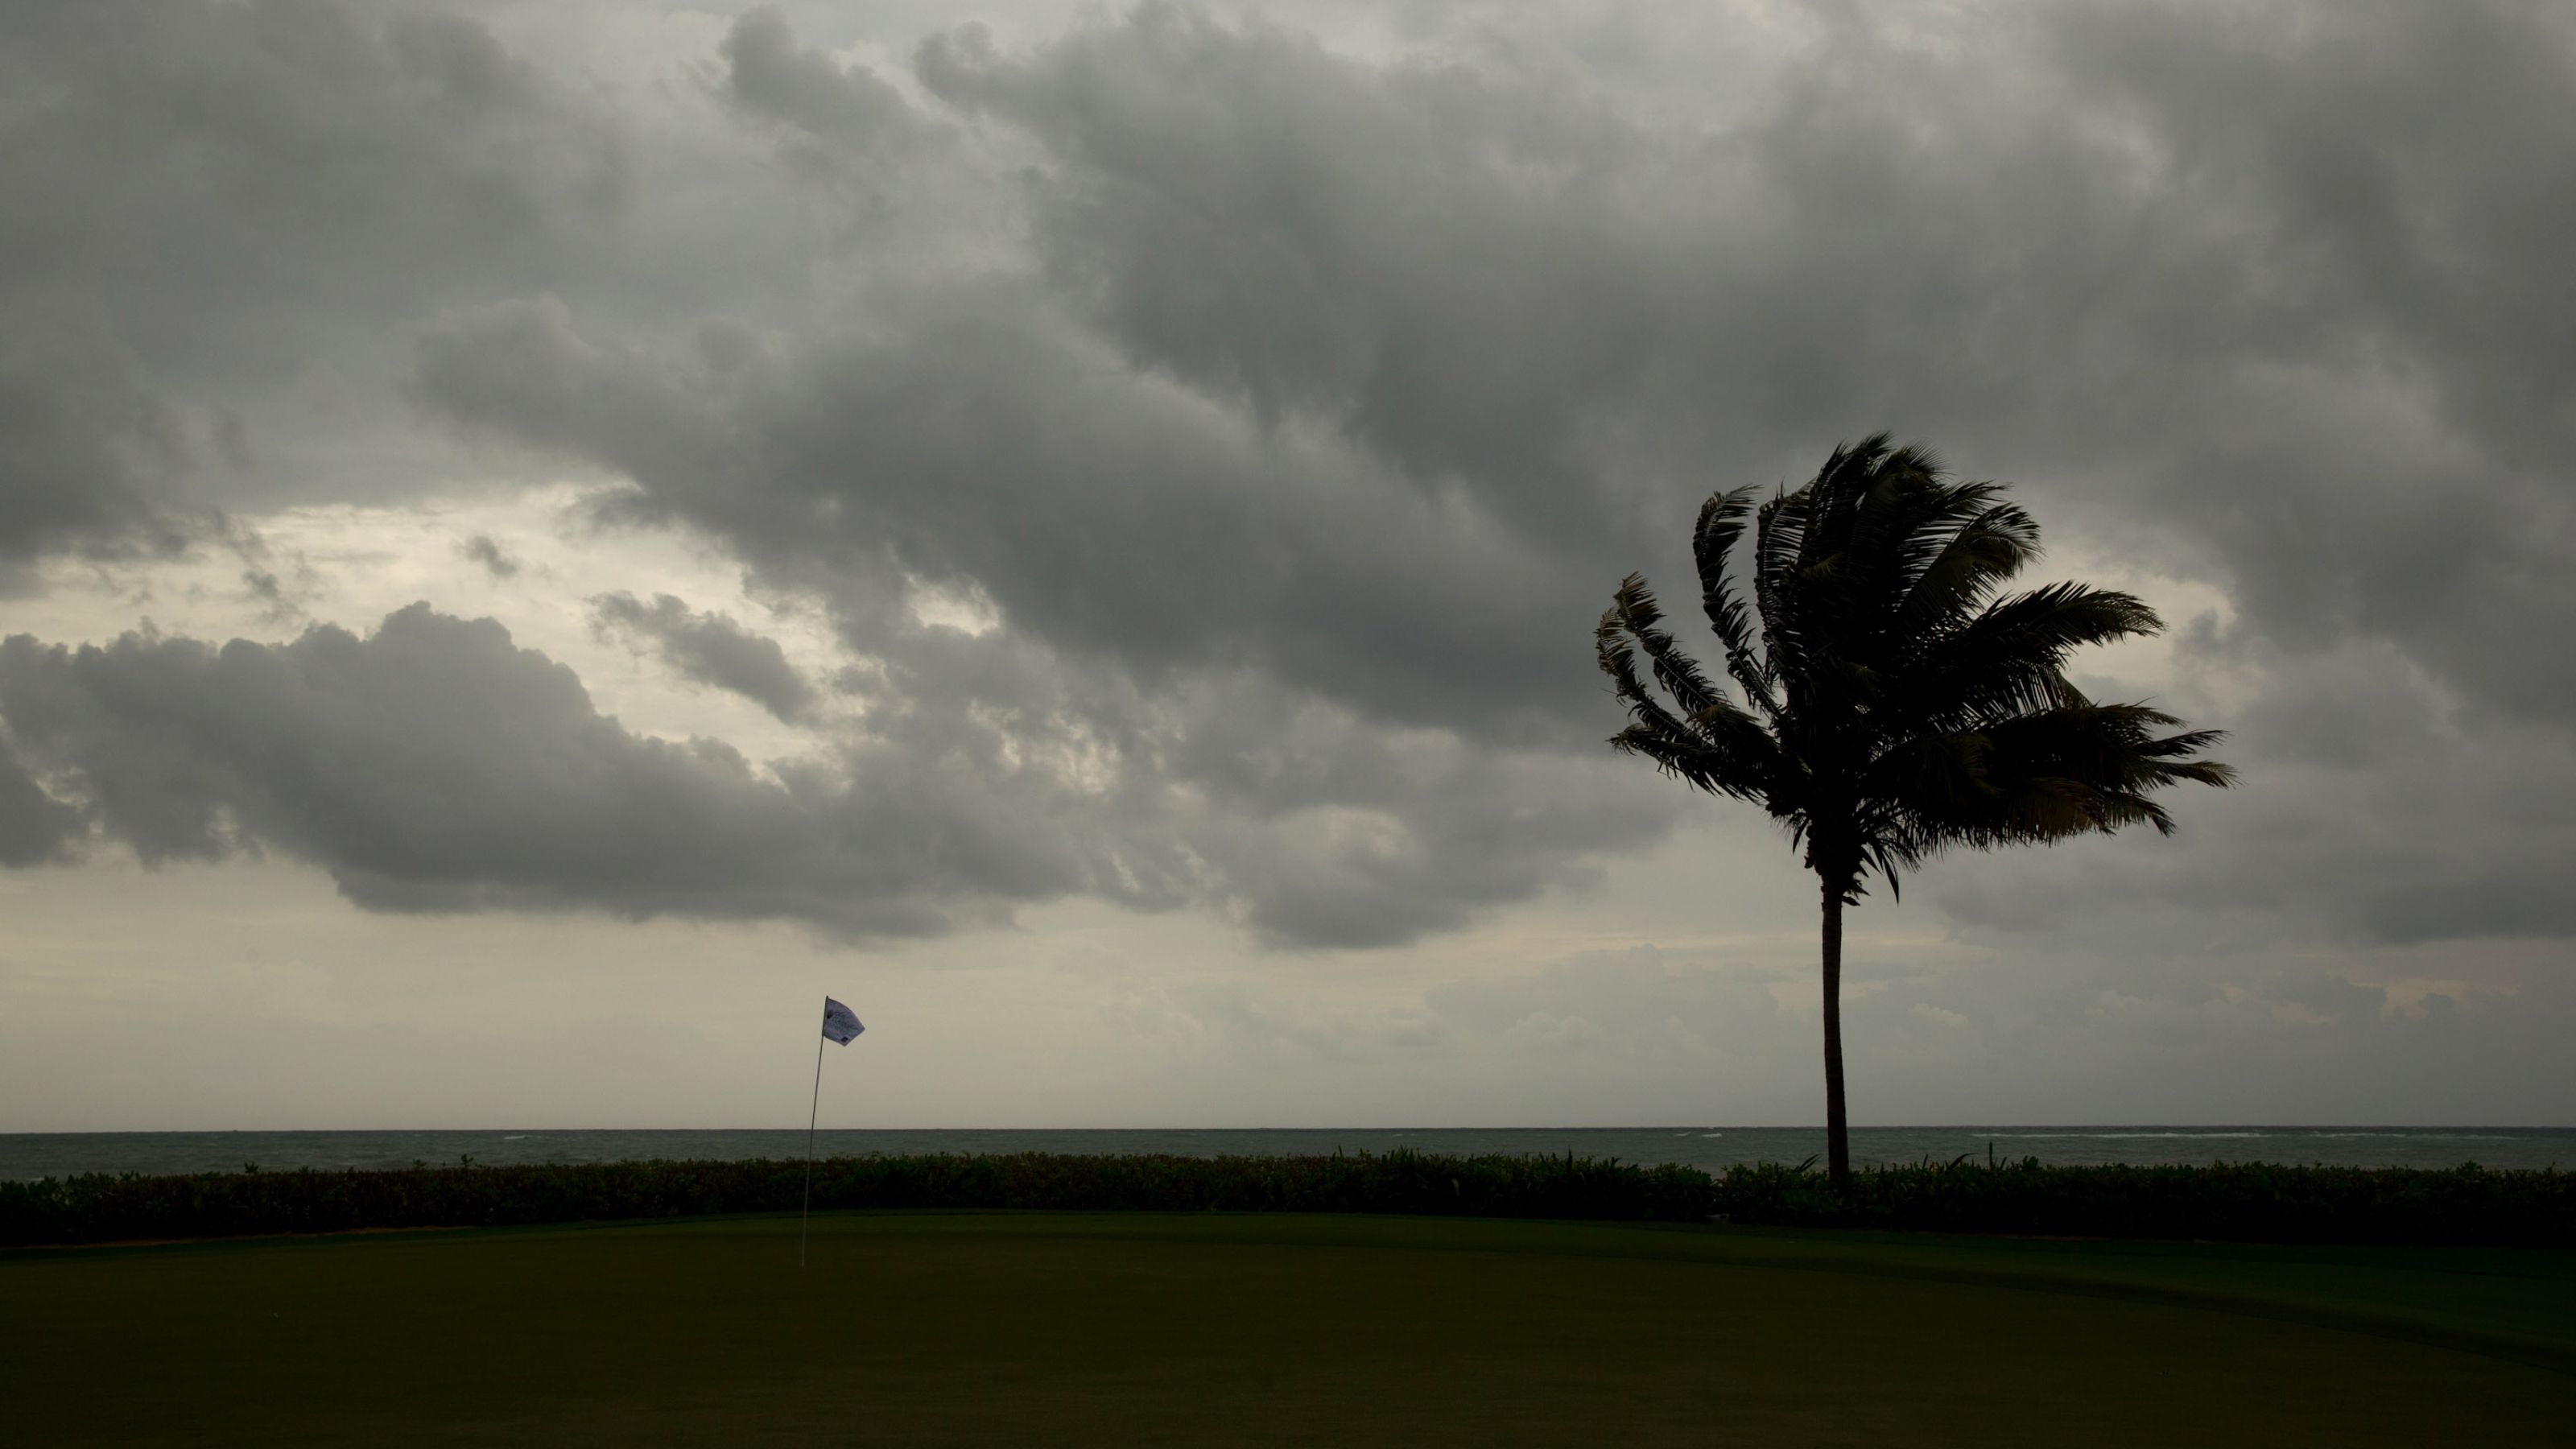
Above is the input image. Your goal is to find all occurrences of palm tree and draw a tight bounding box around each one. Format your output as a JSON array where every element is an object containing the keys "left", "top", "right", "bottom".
[{"left": 1596, "top": 435, "right": 2233, "bottom": 1187}]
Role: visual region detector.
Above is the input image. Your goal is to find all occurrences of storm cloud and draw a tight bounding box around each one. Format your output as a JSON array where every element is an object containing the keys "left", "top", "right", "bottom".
[
  {"left": 591, "top": 591, "right": 816, "bottom": 722},
  {"left": 0, "top": 603, "right": 1664, "bottom": 947},
  {"left": 908, "top": 1, "right": 2576, "bottom": 725},
  {"left": 0, "top": 731, "right": 80, "bottom": 868},
  {"left": 0, "top": 605, "right": 1079, "bottom": 935},
  {"left": 3, "top": 0, "right": 2574, "bottom": 976}
]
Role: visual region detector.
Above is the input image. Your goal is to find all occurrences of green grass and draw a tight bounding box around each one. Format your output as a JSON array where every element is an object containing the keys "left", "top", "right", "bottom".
[{"left": 6, "top": 1214, "right": 2570, "bottom": 1446}]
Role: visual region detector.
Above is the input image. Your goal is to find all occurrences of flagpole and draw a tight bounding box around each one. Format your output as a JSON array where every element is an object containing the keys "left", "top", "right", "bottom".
[{"left": 801, "top": 1003, "right": 825, "bottom": 1268}]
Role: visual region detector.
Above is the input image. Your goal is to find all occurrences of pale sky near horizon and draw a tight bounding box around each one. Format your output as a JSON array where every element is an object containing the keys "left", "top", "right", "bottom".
[{"left": 2, "top": 0, "right": 2571, "bottom": 1132}]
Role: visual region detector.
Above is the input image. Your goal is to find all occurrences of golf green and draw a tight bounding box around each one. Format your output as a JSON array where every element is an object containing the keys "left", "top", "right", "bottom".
[{"left": 6, "top": 1214, "right": 2570, "bottom": 1445}]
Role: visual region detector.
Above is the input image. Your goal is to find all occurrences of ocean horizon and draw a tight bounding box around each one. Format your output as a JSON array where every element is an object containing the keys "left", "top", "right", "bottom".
[{"left": 6, "top": 1125, "right": 2569, "bottom": 1183}]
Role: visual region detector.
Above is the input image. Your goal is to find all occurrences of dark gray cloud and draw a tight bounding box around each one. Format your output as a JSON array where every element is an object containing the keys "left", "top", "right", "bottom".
[
  {"left": 407, "top": 279, "right": 1683, "bottom": 944},
  {"left": 890, "top": 2, "right": 2576, "bottom": 944},
  {"left": 591, "top": 591, "right": 815, "bottom": 723},
  {"left": 916, "top": 6, "right": 1681, "bottom": 547},
  {"left": 0, "top": 308, "right": 199, "bottom": 586},
  {"left": 2020, "top": 2, "right": 2576, "bottom": 723},
  {"left": 1937, "top": 638, "right": 2576, "bottom": 946},
  {"left": 6, "top": 0, "right": 2575, "bottom": 962},
  {"left": 0, "top": 0, "right": 630, "bottom": 523},
  {"left": 0, "top": 0, "right": 628, "bottom": 308},
  {"left": 391, "top": 2, "right": 2576, "bottom": 949},
  {"left": 719, "top": 5, "right": 939, "bottom": 171},
  {"left": 459, "top": 535, "right": 520, "bottom": 580},
  {"left": 413, "top": 288, "right": 1593, "bottom": 741},
  {"left": 0, "top": 605, "right": 1072, "bottom": 936},
  {"left": 0, "top": 604, "right": 1660, "bottom": 947},
  {"left": 0, "top": 732, "right": 81, "bottom": 867},
  {"left": 907, "top": 1, "right": 2576, "bottom": 728}
]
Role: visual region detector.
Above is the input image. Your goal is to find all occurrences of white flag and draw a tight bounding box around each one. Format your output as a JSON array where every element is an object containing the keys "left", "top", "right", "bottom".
[{"left": 821, "top": 997, "right": 865, "bottom": 1045}]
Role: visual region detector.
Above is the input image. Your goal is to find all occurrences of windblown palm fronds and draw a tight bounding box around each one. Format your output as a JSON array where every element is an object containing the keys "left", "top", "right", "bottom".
[{"left": 1598, "top": 435, "right": 2233, "bottom": 1183}]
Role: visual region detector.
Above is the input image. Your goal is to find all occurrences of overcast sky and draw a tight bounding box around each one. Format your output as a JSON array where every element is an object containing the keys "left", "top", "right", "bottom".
[{"left": 3, "top": 0, "right": 2570, "bottom": 1131}]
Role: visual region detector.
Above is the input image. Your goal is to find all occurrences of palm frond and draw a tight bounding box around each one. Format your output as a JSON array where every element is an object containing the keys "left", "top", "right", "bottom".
[
  {"left": 1603, "top": 434, "right": 2233, "bottom": 903},
  {"left": 1693, "top": 487, "right": 1775, "bottom": 714},
  {"left": 1893, "top": 583, "right": 2164, "bottom": 734},
  {"left": 1896, "top": 493, "right": 2040, "bottom": 627},
  {"left": 1752, "top": 487, "right": 1814, "bottom": 686},
  {"left": 1596, "top": 583, "right": 1783, "bottom": 807},
  {"left": 1607, "top": 575, "right": 1730, "bottom": 723}
]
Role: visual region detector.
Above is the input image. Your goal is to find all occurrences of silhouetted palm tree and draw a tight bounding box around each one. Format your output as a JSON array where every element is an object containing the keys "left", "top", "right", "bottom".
[{"left": 1596, "top": 436, "right": 2233, "bottom": 1186}]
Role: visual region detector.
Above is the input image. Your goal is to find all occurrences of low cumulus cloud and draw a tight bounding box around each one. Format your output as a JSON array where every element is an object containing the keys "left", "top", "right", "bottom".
[
  {"left": 717, "top": 5, "right": 942, "bottom": 173},
  {"left": 0, "top": 310, "right": 199, "bottom": 586},
  {"left": 0, "top": 733, "right": 82, "bottom": 867},
  {"left": 591, "top": 591, "right": 815, "bottom": 723},
  {"left": 459, "top": 535, "right": 521, "bottom": 580},
  {"left": 0, "top": 606, "right": 1074, "bottom": 937},
  {"left": 411, "top": 287, "right": 1594, "bottom": 741},
  {"left": 0, "top": 605, "right": 1662, "bottom": 947}
]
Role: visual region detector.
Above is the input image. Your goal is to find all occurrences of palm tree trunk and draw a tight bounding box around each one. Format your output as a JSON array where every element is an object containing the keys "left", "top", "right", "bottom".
[{"left": 1820, "top": 881, "right": 1851, "bottom": 1187}]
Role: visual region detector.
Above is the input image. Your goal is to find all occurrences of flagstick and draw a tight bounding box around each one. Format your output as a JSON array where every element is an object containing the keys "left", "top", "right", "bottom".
[{"left": 801, "top": 1009, "right": 825, "bottom": 1269}]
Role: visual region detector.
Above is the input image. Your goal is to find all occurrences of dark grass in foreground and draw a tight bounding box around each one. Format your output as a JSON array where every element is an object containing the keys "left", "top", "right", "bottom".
[
  {"left": 4, "top": 1150, "right": 2571, "bottom": 1249},
  {"left": 5, "top": 1215, "right": 2570, "bottom": 1447}
]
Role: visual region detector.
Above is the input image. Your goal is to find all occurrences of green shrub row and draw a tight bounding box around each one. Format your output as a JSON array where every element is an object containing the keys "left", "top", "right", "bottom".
[
  {"left": 1710, "top": 1157, "right": 2574, "bottom": 1245},
  {"left": 2, "top": 1151, "right": 2567, "bottom": 1249},
  {"left": 0, "top": 1150, "right": 1706, "bottom": 1247}
]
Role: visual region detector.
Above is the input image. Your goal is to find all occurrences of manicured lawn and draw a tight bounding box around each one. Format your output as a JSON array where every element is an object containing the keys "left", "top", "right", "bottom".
[{"left": 6, "top": 1213, "right": 2570, "bottom": 1445}]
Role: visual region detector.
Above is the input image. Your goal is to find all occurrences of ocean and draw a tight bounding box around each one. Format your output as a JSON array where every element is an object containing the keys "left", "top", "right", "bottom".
[{"left": 3, "top": 1126, "right": 2568, "bottom": 1182}]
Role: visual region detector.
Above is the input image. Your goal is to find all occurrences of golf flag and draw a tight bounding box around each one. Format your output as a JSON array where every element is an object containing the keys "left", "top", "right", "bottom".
[
  {"left": 803, "top": 996, "right": 863, "bottom": 1266},
  {"left": 821, "top": 997, "right": 864, "bottom": 1045}
]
